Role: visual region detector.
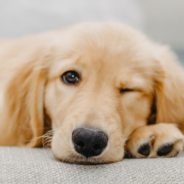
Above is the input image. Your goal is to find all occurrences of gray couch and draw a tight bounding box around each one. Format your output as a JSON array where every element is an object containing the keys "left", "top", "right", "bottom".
[{"left": 1, "top": 147, "right": 184, "bottom": 184}]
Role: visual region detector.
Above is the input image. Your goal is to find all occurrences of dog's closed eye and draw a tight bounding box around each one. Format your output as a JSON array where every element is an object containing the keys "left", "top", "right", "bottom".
[
  {"left": 61, "top": 70, "right": 81, "bottom": 85},
  {"left": 120, "top": 88, "right": 135, "bottom": 94}
]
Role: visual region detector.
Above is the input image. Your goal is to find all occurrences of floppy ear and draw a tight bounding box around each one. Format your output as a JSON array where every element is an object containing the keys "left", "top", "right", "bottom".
[
  {"left": 154, "top": 47, "right": 184, "bottom": 126},
  {"left": 1, "top": 58, "right": 49, "bottom": 147}
]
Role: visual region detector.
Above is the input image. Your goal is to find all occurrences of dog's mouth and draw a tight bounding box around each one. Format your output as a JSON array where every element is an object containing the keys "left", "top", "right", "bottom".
[
  {"left": 56, "top": 154, "right": 118, "bottom": 165},
  {"left": 50, "top": 126, "right": 126, "bottom": 164}
]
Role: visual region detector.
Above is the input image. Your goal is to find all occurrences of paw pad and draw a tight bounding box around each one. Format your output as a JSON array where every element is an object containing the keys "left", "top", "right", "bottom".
[
  {"left": 138, "top": 143, "right": 150, "bottom": 156},
  {"left": 157, "top": 144, "right": 173, "bottom": 156}
]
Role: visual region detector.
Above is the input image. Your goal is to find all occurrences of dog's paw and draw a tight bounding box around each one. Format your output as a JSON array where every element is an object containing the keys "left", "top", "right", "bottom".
[{"left": 125, "top": 123, "right": 184, "bottom": 158}]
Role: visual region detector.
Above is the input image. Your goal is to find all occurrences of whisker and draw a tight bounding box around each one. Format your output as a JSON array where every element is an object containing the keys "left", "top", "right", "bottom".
[{"left": 41, "top": 130, "right": 54, "bottom": 148}]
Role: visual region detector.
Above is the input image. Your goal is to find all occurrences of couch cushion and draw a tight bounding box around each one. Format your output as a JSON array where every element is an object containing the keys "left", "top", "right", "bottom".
[{"left": 0, "top": 147, "right": 184, "bottom": 184}]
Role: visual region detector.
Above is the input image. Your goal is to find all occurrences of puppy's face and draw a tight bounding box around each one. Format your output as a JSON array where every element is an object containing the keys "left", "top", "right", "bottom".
[{"left": 44, "top": 23, "right": 160, "bottom": 163}]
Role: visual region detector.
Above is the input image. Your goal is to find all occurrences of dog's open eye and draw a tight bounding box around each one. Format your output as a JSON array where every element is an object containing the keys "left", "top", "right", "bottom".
[
  {"left": 61, "top": 70, "right": 81, "bottom": 85},
  {"left": 120, "top": 88, "right": 134, "bottom": 94}
]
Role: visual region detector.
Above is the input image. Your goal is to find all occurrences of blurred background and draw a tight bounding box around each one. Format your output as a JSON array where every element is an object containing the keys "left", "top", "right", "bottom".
[{"left": 0, "top": 0, "right": 183, "bottom": 59}]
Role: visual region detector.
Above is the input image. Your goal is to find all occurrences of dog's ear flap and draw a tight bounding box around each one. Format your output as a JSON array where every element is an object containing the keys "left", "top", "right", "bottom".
[
  {"left": 1, "top": 58, "right": 49, "bottom": 147},
  {"left": 154, "top": 47, "right": 184, "bottom": 124}
]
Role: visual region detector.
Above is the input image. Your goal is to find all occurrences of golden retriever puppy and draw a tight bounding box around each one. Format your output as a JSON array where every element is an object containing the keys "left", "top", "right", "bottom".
[{"left": 0, "top": 22, "right": 184, "bottom": 164}]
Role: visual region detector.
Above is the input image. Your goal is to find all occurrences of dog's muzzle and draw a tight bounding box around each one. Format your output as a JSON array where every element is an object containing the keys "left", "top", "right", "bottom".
[{"left": 72, "top": 127, "right": 108, "bottom": 158}]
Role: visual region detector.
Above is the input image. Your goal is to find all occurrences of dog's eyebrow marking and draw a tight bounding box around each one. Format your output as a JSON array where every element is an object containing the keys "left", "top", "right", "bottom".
[{"left": 147, "top": 94, "right": 157, "bottom": 125}]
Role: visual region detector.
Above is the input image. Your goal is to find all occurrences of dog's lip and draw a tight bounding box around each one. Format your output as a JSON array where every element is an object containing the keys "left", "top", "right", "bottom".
[
  {"left": 58, "top": 159, "right": 116, "bottom": 165},
  {"left": 56, "top": 154, "right": 118, "bottom": 165}
]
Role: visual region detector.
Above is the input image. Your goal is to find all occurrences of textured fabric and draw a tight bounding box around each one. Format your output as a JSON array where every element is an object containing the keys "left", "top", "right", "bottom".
[{"left": 0, "top": 147, "right": 184, "bottom": 184}]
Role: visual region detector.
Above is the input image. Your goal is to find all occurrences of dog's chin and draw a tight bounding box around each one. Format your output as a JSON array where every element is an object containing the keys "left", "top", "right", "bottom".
[{"left": 54, "top": 154, "right": 123, "bottom": 165}]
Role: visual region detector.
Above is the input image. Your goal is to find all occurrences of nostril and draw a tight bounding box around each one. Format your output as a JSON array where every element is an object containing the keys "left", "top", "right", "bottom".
[{"left": 76, "top": 140, "right": 85, "bottom": 148}]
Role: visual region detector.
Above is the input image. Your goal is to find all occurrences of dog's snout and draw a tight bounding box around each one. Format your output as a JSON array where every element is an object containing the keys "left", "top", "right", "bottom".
[{"left": 72, "top": 127, "right": 108, "bottom": 158}]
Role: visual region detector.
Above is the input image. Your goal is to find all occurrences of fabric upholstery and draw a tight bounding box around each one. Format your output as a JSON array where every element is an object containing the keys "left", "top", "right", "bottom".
[{"left": 0, "top": 147, "right": 184, "bottom": 184}]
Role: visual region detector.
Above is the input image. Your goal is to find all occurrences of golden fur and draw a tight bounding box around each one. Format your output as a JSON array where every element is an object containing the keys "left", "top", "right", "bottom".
[{"left": 0, "top": 22, "right": 184, "bottom": 163}]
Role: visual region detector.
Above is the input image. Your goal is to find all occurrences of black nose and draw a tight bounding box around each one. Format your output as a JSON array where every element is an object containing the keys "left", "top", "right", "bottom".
[{"left": 72, "top": 128, "right": 108, "bottom": 158}]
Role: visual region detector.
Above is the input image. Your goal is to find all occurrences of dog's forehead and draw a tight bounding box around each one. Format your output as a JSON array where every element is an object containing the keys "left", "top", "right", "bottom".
[
  {"left": 59, "top": 23, "right": 154, "bottom": 68},
  {"left": 50, "top": 23, "right": 156, "bottom": 82},
  {"left": 68, "top": 41, "right": 153, "bottom": 79}
]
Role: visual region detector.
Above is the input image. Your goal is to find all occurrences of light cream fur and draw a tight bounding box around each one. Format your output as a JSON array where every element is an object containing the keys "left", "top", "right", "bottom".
[{"left": 0, "top": 22, "right": 184, "bottom": 163}]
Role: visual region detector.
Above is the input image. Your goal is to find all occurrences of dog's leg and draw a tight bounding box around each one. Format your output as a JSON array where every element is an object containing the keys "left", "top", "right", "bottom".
[{"left": 125, "top": 123, "right": 184, "bottom": 158}]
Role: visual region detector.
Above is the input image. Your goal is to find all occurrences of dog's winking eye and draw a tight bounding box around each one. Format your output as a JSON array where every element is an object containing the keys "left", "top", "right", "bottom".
[
  {"left": 120, "top": 88, "right": 135, "bottom": 94},
  {"left": 61, "top": 70, "right": 81, "bottom": 85}
]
